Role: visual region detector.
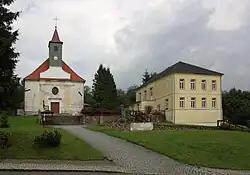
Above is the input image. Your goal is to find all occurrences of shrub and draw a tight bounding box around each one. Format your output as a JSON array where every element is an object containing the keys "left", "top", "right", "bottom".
[
  {"left": 0, "top": 130, "right": 11, "bottom": 148},
  {"left": 0, "top": 111, "right": 10, "bottom": 128},
  {"left": 34, "top": 130, "right": 62, "bottom": 147}
]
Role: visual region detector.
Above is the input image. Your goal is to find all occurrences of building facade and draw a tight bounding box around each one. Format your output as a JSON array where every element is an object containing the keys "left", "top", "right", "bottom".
[
  {"left": 24, "top": 27, "right": 85, "bottom": 115},
  {"left": 135, "top": 61, "right": 223, "bottom": 126}
]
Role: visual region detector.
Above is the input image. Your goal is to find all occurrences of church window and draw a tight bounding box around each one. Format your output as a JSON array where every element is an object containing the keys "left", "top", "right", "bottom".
[
  {"left": 54, "top": 46, "right": 59, "bottom": 51},
  {"left": 52, "top": 87, "right": 59, "bottom": 95}
]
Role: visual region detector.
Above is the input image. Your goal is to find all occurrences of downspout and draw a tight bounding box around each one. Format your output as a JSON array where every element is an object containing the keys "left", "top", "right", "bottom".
[
  {"left": 173, "top": 74, "right": 176, "bottom": 123},
  {"left": 220, "top": 75, "right": 223, "bottom": 120}
]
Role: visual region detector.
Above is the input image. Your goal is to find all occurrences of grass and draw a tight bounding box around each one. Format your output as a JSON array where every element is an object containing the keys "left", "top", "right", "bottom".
[
  {"left": 89, "top": 125, "right": 250, "bottom": 170},
  {"left": 0, "top": 116, "right": 103, "bottom": 160}
]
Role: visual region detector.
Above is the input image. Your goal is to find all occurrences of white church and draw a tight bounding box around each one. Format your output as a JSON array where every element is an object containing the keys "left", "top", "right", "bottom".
[{"left": 24, "top": 26, "right": 85, "bottom": 115}]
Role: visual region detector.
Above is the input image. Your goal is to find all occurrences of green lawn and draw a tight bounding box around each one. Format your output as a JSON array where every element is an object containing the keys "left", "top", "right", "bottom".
[
  {"left": 0, "top": 116, "right": 103, "bottom": 160},
  {"left": 89, "top": 125, "right": 250, "bottom": 170}
]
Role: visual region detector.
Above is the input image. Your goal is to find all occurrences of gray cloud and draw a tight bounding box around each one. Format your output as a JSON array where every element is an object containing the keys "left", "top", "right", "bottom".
[
  {"left": 113, "top": 0, "right": 250, "bottom": 90},
  {"left": 11, "top": 0, "right": 250, "bottom": 90}
]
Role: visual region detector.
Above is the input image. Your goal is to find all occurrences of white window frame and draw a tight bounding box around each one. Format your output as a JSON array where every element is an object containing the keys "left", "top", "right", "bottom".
[
  {"left": 201, "top": 97, "right": 206, "bottom": 108},
  {"left": 191, "top": 97, "right": 196, "bottom": 108},
  {"left": 201, "top": 80, "right": 206, "bottom": 90},
  {"left": 180, "top": 79, "right": 185, "bottom": 90},
  {"left": 212, "top": 80, "right": 216, "bottom": 91},
  {"left": 212, "top": 98, "right": 216, "bottom": 108},
  {"left": 190, "top": 79, "right": 195, "bottom": 90},
  {"left": 180, "top": 97, "right": 185, "bottom": 108}
]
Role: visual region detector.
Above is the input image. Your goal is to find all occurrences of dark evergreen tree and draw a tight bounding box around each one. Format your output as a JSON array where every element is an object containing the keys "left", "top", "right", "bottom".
[
  {"left": 92, "top": 64, "right": 118, "bottom": 109},
  {"left": 142, "top": 69, "right": 151, "bottom": 84},
  {"left": 0, "top": 0, "right": 20, "bottom": 111},
  {"left": 84, "top": 85, "right": 96, "bottom": 106}
]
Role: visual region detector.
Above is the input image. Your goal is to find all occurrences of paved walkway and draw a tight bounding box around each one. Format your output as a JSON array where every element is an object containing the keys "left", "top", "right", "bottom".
[{"left": 56, "top": 125, "right": 243, "bottom": 175}]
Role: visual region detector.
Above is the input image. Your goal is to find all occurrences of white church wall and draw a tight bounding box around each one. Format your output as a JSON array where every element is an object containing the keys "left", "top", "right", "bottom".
[
  {"left": 40, "top": 67, "right": 70, "bottom": 79},
  {"left": 69, "top": 82, "right": 84, "bottom": 115},
  {"left": 24, "top": 80, "right": 40, "bottom": 115},
  {"left": 25, "top": 80, "right": 84, "bottom": 115}
]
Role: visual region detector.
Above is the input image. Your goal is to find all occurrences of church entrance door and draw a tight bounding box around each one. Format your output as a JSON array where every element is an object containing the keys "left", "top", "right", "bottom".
[{"left": 51, "top": 102, "right": 60, "bottom": 114}]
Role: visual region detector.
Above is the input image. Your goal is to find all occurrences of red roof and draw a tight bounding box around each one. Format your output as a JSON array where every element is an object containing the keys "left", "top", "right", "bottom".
[
  {"left": 50, "top": 27, "right": 63, "bottom": 44},
  {"left": 25, "top": 59, "right": 85, "bottom": 83}
]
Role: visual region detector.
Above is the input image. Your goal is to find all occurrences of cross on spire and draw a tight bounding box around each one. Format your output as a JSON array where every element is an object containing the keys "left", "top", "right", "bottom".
[{"left": 53, "top": 17, "right": 59, "bottom": 28}]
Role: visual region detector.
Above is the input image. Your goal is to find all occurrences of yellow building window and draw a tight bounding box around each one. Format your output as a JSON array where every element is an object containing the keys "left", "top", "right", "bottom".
[
  {"left": 190, "top": 79, "right": 195, "bottom": 90},
  {"left": 139, "top": 93, "right": 141, "bottom": 101},
  {"left": 191, "top": 97, "right": 196, "bottom": 108},
  {"left": 201, "top": 80, "right": 206, "bottom": 90},
  {"left": 212, "top": 80, "right": 216, "bottom": 91},
  {"left": 165, "top": 99, "right": 169, "bottom": 110},
  {"left": 144, "top": 90, "right": 147, "bottom": 100},
  {"left": 150, "top": 87, "right": 153, "bottom": 100},
  {"left": 179, "top": 97, "right": 185, "bottom": 108},
  {"left": 201, "top": 97, "right": 206, "bottom": 108},
  {"left": 179, "top": 79, "right": 185, "bottom": 90},
  {"left": 212, "top": 98, "right": 216, "bottom": 108}
]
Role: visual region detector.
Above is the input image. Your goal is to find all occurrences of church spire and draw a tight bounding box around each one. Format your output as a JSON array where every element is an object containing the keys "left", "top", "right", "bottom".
[{"left": 49, "top": 26, "right": 63, "bottom": 44}]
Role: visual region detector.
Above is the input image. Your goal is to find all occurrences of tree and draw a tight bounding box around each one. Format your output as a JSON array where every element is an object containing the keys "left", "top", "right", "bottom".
[
  {"left": 0, "top": 0, "right": 20, "bottom": 111},
  {"left": 126, "top": 85, "right": 138, "bottom": 105},
  {"left": 150, "top": 72, "right": 157, "bottom": 78},
  {"left": 84, "top": 85, "right": 95, "bottom": 106},
  {"left": 222, "top": 88, "right": 250, "bottom": 126},
  {"left": 92, "top": 64, "right": 118, "bottom": 109},
  {"left": 117, "top": 89, "right": 126, "bottom": 106},
  {"left": 142, "top": 69, "right": 151, "bottom": 84}
]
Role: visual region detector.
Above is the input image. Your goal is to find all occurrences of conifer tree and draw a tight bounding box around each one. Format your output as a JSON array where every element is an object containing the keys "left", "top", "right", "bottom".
[{"left": 0, "top": 0, "right": 20, "bottom": 110}]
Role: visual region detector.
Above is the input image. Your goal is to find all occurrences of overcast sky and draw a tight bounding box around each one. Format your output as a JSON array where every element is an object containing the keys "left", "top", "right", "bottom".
[{"left": 11, "top": 0, "right": 250, "bottom": 90}]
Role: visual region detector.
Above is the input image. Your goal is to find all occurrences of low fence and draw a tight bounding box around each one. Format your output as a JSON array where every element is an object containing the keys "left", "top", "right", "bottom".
[{"left": 40, "top": 114, "right": 83, "bottom": 125}]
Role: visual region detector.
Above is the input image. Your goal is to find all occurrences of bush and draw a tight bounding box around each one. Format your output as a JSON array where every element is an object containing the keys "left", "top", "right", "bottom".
[
  {"left": 0, "top": 130, "right": 11, "bottom": 148},
  {"left": 34, "top": 130, "right": 62, "bottom": 147},
  {"left": 0, "top": 111, "right": 10, "bottom": 128}
]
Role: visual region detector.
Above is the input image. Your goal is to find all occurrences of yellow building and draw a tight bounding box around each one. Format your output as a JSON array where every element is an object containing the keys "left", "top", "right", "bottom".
[{"left": 134, "top": 61, "right": 223, "bottom": 126}]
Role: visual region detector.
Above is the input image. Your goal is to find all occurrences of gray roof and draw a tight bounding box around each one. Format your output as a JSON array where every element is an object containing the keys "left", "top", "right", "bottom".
[{"left": 137, "top": 61, "right": 223, "bottom": 90}]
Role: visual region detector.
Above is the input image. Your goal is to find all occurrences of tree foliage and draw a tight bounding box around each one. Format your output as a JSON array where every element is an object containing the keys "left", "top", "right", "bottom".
[
  {"left": 126, "top": 85, "right": 138, "bottom": 105},
  {"left": 117, "top": 89, "right": 126, "bottom": 106},
  {"left": 142, "top": 69, "right": 151, "bottom": 84},
  {"left": 84, "top": 85, "right": 95, "bottom": 106},
  {"left": 0, "top": 0, "right": 20, "bottom": 111},
  {"left": 222, "top": 88, "right": 250, "bottom": 126},
  {"left": 92, "top": 64, "right": 118, "bottom": 109}
]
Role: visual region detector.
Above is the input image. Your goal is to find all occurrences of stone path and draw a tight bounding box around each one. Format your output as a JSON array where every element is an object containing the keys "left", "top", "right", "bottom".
[{"left": 56, "top": 125, "right": 244, "bottom": 175}]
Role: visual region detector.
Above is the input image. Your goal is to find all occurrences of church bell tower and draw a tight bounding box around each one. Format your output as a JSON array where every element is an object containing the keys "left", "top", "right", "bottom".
[{"left": 48, "top": 26, "right": 63, "bottom": 67}]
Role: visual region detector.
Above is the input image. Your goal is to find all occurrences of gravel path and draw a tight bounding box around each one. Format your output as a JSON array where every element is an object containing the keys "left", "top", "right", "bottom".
[{"left": 56, "top": 125, "right": 244, "bottom": 175}]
